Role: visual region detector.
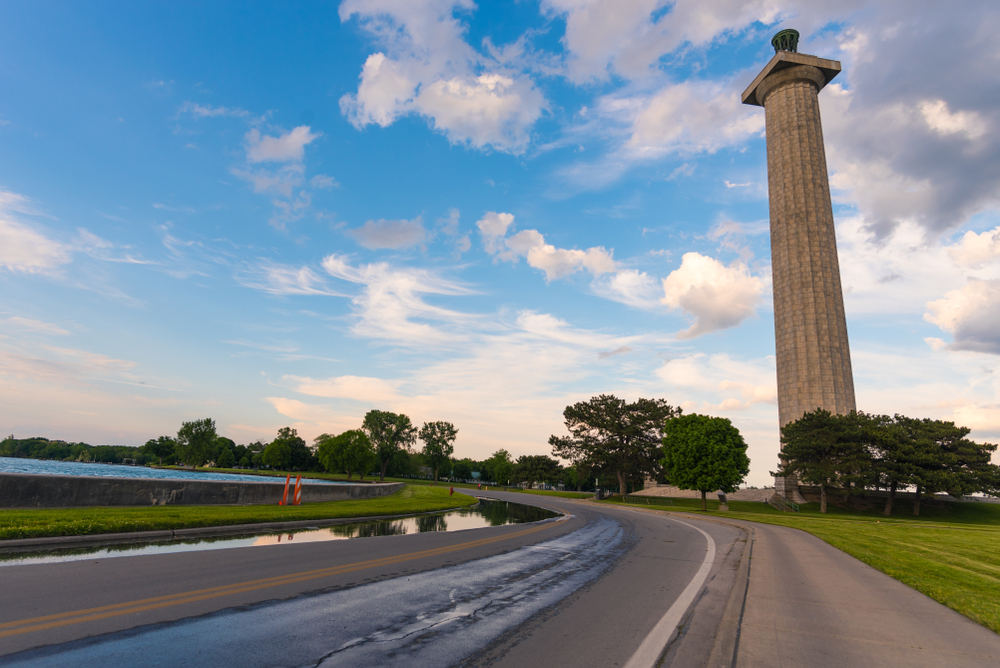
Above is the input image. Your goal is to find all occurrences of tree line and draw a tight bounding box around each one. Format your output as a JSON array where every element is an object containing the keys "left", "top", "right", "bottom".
[
  {"left": 549, "top": 394, "right": 750, "bottom": 509},
  {"left": 775, "top": 409, "right": 1000, "bottom": 514}
]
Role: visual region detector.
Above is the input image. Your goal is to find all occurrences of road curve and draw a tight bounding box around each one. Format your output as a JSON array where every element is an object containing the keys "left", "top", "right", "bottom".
[{"left": 0, "top": 492, "right": 743, "bottom": 667}]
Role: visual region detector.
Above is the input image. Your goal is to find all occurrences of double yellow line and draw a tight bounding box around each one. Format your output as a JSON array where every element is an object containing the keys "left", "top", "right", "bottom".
[{"left": 1, "top": 516, "right": 566, "bottom": 639}]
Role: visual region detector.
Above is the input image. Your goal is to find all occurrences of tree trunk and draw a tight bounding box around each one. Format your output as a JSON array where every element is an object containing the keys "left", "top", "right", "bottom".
[
  {"left": 820, "top": 485, "right": 827, "bottom": 514},
  {"left": 701, "top": 490, "right": 707, "bottom": 511},
  {"left": 347, "top": 469, "right": 353, "bottom": 480},
  {"left": 434, "top": 465, "right": 439, "bottom": 483},
  {"left": 913, "top": 485, "right": 922, "bottom": 516},
  {"left": 380, "top": 459, "right": 389, "bottom": 482},
  {"left": 883, "top": 481, "right": 896, "bottom": 516},
  {"left": 616, "top": 471, "right": 627, "bottom": 500}
]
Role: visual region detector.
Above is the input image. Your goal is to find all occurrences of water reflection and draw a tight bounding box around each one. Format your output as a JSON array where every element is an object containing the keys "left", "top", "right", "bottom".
[{"left": 0, "top": 498, "right": 560, "bottom": 566}]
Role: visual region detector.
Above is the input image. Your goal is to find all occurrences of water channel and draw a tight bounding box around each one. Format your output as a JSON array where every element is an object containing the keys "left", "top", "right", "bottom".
[
  {"left": 0, "top": 499, "right": 561, "bottom": 567},
  {"left": 0, "top": 457, "right": 348, "bottom": 484}
]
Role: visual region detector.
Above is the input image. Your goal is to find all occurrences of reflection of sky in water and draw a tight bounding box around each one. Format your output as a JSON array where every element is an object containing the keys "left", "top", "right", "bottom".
[
  {"left": 1, "top": 500, "right": 559, "bottom": 567},
  {"left": 0, "top": 457, "right": 345, "bottom": 484}
]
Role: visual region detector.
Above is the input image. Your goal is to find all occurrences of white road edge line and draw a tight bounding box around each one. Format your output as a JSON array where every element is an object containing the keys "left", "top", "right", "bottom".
[{"left": 622, "top": 518, "right": 717, "bottom": 668}]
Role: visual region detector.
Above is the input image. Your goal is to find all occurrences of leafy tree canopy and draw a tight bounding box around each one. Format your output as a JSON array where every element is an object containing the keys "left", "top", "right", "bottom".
[
  {"left": 262, "top": 426, "right": 314, "bottom": 471},
  {"left": 662, "top": 413, "right": 750, "bottom": 510},
  {"left": 175, "top": 418, "right": 218, "bottom": 469},
  {"left": 216, "top": 448, "right": 235, "bottom": 468},
  {"left": 316, "top": 430, "right": 377, "bottom": 480},
  {"left": 419, "top": 421, "right": 458, "bottom": 482},
  {"left": 488, "top": 449, "right": 514, "bottom": 486},
  {"left": 452, "top": 459, "right": 474, "bottom": 481},
  {"left": 362, "top": 410, "right": 417, "bottom": 481},
  {"left": 513, "top": 455, "right": 562, "bottom": 488},
  {"left": 142, "top": 436, "right": 176, "bottom": 465},
  {"left": 550, "top": 394, "right": 677, "bottom": 497}
]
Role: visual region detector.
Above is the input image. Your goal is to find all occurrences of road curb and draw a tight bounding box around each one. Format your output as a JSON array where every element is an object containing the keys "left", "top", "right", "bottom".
[
  {"left": 706, "top": 524, "right": 754, "bottom": 668},
  {"left": 0, "top": 504, "right": 476, "bottom": 552}
]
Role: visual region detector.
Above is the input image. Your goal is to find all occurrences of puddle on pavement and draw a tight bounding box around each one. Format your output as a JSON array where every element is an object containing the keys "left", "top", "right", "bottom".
[{"left": 0, "top": 498, "right": 561, "bottom": 567}]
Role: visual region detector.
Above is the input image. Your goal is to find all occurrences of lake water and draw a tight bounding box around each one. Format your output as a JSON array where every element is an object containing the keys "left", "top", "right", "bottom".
[
  {"left": 0, "top": 499, "right": 562, "bottom": 566},
  {"left": 0, "top": 457, "right": 345, "bottom": 485}
]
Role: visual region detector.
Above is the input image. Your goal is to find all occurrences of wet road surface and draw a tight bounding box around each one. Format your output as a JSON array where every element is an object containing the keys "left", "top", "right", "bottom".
[{"left": 0, "top": 492, "right": 742, "bottom": 667}]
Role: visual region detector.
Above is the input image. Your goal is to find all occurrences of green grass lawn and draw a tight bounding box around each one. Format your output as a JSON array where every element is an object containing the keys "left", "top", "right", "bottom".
[
  {"left": 0, "top": 485, "right": 477, "bottom": 541},
  {"left": 606, "top": 496, "right": 1000, "bottom": 634}
]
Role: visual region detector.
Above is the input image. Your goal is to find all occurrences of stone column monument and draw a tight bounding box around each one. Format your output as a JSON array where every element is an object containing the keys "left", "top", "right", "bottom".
[{"left": 742, "top": 30, "right": 856, "bottom": 501}]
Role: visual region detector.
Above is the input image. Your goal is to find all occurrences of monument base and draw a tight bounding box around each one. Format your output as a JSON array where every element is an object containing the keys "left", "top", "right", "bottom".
[{"left": 775, "top": 474, "right": 807, "bottom": 504}]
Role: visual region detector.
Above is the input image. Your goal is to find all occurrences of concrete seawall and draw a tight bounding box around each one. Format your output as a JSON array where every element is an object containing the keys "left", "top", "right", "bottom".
[{"left": 0, "top": 473, "right": 404, "bottom": 508}]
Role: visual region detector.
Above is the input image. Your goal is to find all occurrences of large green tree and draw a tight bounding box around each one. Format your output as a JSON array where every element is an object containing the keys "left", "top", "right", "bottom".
[
  {"left": 316, "top": 430, "right": 377, "bottom": 480},
  {"left": 142, "top": 436, "right": 176, "bottom": 466},
  {"left": 662, "top": 413, "right": 750, "bottom": 511},
  {"left": 362, "top": 410, "right": 417, "bottom": 481},
  {"left": 898, "top": 417, "right": 999, "bottom": 515},
  {"left": 262, "top": 427, "right": 312, "bottom": 471},
  {"left": 772, "top": 409, "right": 867, "bottom": 513},
  {"left": 512, "top": 455, "right": 562, "bottom": 489},
  {"left": 452, "top": 459, "right": 474, "bottom": 482},
  {"left": 175, "top": 418, "right": 218, "bottom": 469},
  {"left": 419, "top": 421, "right": 458, "bottom": 482},
  {"left": 550, "top": 394, "right": 677, "bottom": 497},
  {"left": 216, "top": 448, "right": 235, "bottom": 468},
  {"left": 488, "top": 449, "right": 514, "bottom": 487}
]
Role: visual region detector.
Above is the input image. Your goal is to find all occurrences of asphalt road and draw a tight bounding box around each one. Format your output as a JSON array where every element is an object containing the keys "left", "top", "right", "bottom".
[{"left": 0, "top": 493, "right": 743, "bottom": 667}]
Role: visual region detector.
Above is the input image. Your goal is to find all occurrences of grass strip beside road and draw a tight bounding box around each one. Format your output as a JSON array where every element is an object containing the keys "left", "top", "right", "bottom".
[
  {"left": 0, "top": 485, "right": 477, "bottom": 541},
  {"left": 163, "top": 466, "right": 594, "bottom": 498},
  {"left": 605, "top": 497, "right": 1000, "bottom": 634}
]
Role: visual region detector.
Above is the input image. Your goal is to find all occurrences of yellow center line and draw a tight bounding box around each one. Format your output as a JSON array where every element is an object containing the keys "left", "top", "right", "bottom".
[{"left": 1, "top": 516, "right": 568, "bottom": 639}]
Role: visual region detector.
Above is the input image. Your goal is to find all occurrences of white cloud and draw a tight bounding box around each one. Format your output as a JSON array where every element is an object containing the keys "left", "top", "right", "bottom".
[
  {"left": 322, "top": 254, "right": 478, "bottom": 345},
  {"left": 284, "top": 374, "right": 403, "bottom": 404},
  {"left": 476, "top": 211, "right": 616, "bottom": 281},
  {"left": 0, "top": 203, "right": 71, "bottom": 275},
  {"left": 244, "top": 126, "right": 320, "bottom": 163},
  {"left": 411, "top": 73, "right": 547, "bottom": 152},
  {"left": 591, "top": 269, "right": 661, "bottom": 309},
  {"left": 310, "top": 174, "right": 339, "bottom": 189},
  {"left": 3, "top": 317, "right": 71, "bottom": 336},
  {"left": 476, "top": 211, "right": 515, "bottom": 255},
  {"left": 225, "top": 124, "right": 324, "bottom": 229},
  {"left": 541, "top": 0, "right": 882, "bottom": 83},
  {"left": 836, "top": 216, "right": 1000, "bottom": 317},
  {"left": 819, "top": 5, "right": 1000, "bottom": 237},
  {"left": 625, "top": 79, "right": 765, "bottom": 159},
  {"left": 661, "top": 252, "right": 764, "bottom": 338},
  {"left": 339, "top": 0, "right": 547, "bottom": 153},
  {"left": 341, "top": 52, "right": 418, "bottom": 128},
  {"left": 924, "top": 278, "right": 1000, "bottom": 354},
  {"left": 949, "top": 227, "right": 1000, "bottom": 267},
  {"left": 237, "top": 262, "right": 345, "bottom": 297},
  {"left": 920, "top": 99, "right": 987, "bottom": 141},
  {"left": 347, "top": 217, "right": 427, "bottom": 250},
  {"left": 657, "top": 352, "right": 777, "bottom": 410}
]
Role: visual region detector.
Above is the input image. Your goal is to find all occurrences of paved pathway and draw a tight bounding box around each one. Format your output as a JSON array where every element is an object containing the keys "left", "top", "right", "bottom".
[{"left": 735, "top": 521, "right": 1000, "bottom": 667}]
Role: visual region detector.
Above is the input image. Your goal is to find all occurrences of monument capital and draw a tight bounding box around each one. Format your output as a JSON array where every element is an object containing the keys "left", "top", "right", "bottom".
[{"left": 741, "top": 51, "right": 842, "bottom": 107}]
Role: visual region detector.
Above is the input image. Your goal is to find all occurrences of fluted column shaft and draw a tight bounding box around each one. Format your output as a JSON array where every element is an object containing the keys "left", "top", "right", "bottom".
[{"left": 761, "top": 65, "right": 856, "bottom": 431}]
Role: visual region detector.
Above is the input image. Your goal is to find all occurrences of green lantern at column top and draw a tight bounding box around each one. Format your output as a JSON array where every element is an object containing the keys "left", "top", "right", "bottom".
[{"left": 771, "top": 29, "right": 799, "bottom": 54}]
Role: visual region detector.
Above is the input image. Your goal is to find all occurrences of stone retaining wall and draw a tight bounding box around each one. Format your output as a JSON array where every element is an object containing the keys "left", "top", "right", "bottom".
[{"left": 0, "top": 473, "right": 404, "bottom": 508}]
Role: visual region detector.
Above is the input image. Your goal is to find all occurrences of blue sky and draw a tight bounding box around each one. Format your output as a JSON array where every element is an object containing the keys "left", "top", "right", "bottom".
[{"left": 2, "top": 1, "right": 999, "bottom": 486}]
